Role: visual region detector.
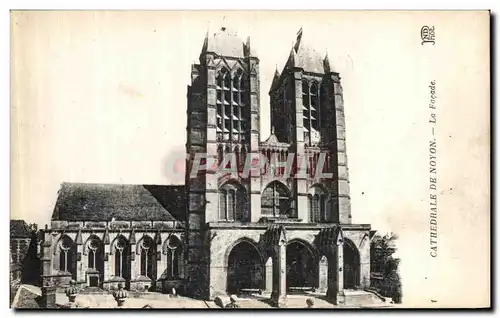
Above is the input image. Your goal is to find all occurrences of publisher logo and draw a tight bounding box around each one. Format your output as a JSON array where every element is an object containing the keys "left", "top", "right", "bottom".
[{"left": 421, "top": 26, "right": 436, "bottom": 46}]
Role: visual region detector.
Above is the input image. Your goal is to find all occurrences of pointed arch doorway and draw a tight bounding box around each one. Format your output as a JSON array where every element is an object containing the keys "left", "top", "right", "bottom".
[
  {"left": 286, "top": 240, "right": 316, "bottom": 293},
  {"left": 343, "top": 240, "right": 360, "bottom": 289},
  {"left": 227, "top": 241, "right": 263, "bottom": 294}
]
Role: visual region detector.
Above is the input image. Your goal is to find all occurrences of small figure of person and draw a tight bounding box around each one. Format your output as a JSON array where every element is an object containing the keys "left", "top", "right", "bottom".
[
  {"left": 306, "top": 298, "right": 314, "bottom": 308},
  {"left": 225, "top": 295, "right": 240, "bottom": 308}
]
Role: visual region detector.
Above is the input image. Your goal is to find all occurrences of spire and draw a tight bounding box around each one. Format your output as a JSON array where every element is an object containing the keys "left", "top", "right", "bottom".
[
  {"left": 75, "top": 229, "right": 82, "bottom": 245},
  {"left": 244, "top": 36, "right": 252, "bottom": 57},
  {"left": 323, "top": 51, "right": 331, "bottom": 73},
  {"left": 294, "top": 27, "right": 303, "bottom": 52},
  {"left": 269, "top": 66, "right": 281, "bottom": 93},
  {"left": 271, "top": 125, "right": 275, "bottom": 134},
  {"left": 287, "top": 45, "right": 297, "bottom": 68},
  {"left": 103, "top": 228, "right": 110, "bottom": 244},
  {"left": 129, "top": 228, "right": 136, "bottom": 245},
  {"left": 154, "top": 230, "right": 162, "bottom": 245},
  {"left": 336, "top": 227, "right": 344, "bottom": 245},
  {"left": 199, "top": 29, "right": 209, "bottom": 61}
]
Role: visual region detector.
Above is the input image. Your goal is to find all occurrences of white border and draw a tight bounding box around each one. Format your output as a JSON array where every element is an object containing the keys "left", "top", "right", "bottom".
[{"left": 2, "top": 1, "right": 498, "bottom": 317}]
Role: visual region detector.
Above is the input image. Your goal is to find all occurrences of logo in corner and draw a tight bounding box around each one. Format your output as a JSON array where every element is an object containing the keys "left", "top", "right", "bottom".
[{"left": 421, "top": 26, "right": 436, "bottom": 46}]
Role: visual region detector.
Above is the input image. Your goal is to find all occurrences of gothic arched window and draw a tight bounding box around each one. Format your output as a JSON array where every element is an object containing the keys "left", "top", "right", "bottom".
[
  {"left": 88, "top": 238, "right": 101, "bottom": 269},
  {"left": 215, "top": 68, "right": 248, "bottom": 142},
  {"left": 140, "top": 236, "right": 155, "bottom": 279},
  {"left": 219, "top": 182, "right": 247, "bottom": 221},
  {"left": 59, "top": 236, "right": 75, "bottom": 274},
  {"left": 261, "top": 181, "right": 292, "bottom": 217},
  {"left": 114, "top": 236, "right": 130, "bottom": 279},
  {"left": 310, "top": 82, "right": 319, "bottom": 130},
  {"left": 216, "top": 68, "right": 229, "bottom": 141},
  {"left": 308, "top": 186, "right": 329, "bottom": 222},
  {"left": 302, "top": 80, "right": 322, "bottom": 145},
  {"left": 166, "top": 236, "right": 182, "bottom": 279}
]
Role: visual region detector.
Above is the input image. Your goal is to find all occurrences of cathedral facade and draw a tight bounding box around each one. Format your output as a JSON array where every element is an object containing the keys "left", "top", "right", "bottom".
[{"left": 41, "top": 27, "right": 374, "bottom": 306}]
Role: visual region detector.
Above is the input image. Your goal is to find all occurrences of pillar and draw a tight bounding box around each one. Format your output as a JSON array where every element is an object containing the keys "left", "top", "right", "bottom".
[
  {"left": 326, "top": 242, "right": 345, "bottom": 305},
  {"left": 41, "top": 230, "right": 52, "bottom": 282},
  {"left": 337, "top": 242, "right": 344, "bottom": 294},
  {"left": 76, "top": 244, "right": 84, "bottom": 284},
  {"left": 156, "top": 241, "right": 163, "bottom": 292},
  {"left": 265, "top": 257, "right": 273, "bottom": 293},
  {"left": 271, "top": 244, "right": 287, "bottom": 307},
  {"left": 41, "top": 285, "right": 57, "bottom": 308},
  {"left": 104, "top": 244, "right": 111, "bottom": 287},
  {"left": 130, "top": 244, "right": 137, "bottom": 281},
  {"left": 359, "top": 238, "right": 371, "bottom": 289},
  {"left": 318, "top": 255, "right": 328, "bottom": 293}
]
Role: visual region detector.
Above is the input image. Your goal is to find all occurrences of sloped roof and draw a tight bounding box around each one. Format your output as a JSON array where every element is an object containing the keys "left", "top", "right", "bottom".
[
  {"left": 269, "top": 68, "right": 281, "bottom": 93},
  {"left": 201, "top": 26, "right": 255, "bottom": 58},
  {"left": 284, "top": 28, "right": 333, "bottom": 74},
  {"left": 260, "top": 127, "right": 290, "bottom": 148},
  {"left": 51, "top": 183, "right": 186, "bottom": 222},
  {"left": 10, "top": 220, "right": 32, "bottom": 238},
  {"left": 295, "top": 44, "right": 326, "bottom": 74},
  {"left": 262, "top": 133, "right": 280, "bottom": 145}
]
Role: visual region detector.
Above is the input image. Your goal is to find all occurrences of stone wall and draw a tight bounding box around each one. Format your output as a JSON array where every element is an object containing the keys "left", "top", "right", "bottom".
[
  {"left": 204, "top": 225, "right": 370, "bottom": 300},
  {"left": 41, "top": 227, "right": 185, "bottom": 292}
]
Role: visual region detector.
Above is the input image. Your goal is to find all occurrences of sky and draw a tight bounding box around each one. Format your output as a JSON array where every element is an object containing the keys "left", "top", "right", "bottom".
[
  {"left": 10, "top": 11, "right": 490, "bottom": 306},
  {"left": 11, "top": 10, "right": 429, "bottom": 230}
]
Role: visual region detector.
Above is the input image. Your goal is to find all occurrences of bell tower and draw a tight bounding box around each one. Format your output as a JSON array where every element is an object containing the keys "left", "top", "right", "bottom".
[
  {"left": 185, "top": 26, "right": 260, "bottom": 298},
  {"left": 269, "top": 28, "right": 352, "bottom": 224}
]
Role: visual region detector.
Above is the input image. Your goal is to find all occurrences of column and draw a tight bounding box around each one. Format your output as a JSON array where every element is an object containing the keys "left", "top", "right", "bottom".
[
  {"left": 76, "top": 244, "right": 83, "bottom": 284},
  {"left": 81, "top": 252, "right": 89, "bottom": 287},
  {"left": 103, "top": 243, "right": 111, "bottom": 288},
  {"left": 326, "top": 242, "right": 344, "bottom": 305},
  {"left": 337, "top": 242, "right": 344, "bottom": 294},
  {"left": 41, "top": 230, "right": 53, "bottom": 285},
  {"left": 318, "top": 255, "right": 328, "bottom": 293},
  {"left": 130, "top": 243, "right": 137, "bottom": 285},
  {"left": 41, "top": 285, "right": 57, "bottom": 308},
  {"left": 155, "top": 241, "right": 163, "bottom": 292},
  {"left": 271, "top": 244, "right": 287, "bottom": 307},
  {"left": 265, "top": 257, "right": 273, "bottom": 294}
]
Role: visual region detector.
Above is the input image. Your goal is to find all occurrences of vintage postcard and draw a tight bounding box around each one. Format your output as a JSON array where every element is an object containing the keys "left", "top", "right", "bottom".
[{"left": 9, "top": 10, "right": 490, "bottom": 309}]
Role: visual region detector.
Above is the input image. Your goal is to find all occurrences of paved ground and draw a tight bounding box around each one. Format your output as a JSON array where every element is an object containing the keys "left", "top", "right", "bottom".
[{"left": 17, "top": 285, "right": 394, "bottom": 309}]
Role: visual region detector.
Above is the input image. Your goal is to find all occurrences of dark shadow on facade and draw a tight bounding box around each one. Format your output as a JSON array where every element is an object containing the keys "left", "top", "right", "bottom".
[
  {"left": 21, "top": 231, "right": 41, "bottom": 285},
  {"left": 286, "top": 240, "right": 316, "bottom": 292},
  {"left": 227, "top": 240, "right": 263, "bottom": 294},
  {"left": 343, "top": 238, "right": 360, "bottom": 289}
]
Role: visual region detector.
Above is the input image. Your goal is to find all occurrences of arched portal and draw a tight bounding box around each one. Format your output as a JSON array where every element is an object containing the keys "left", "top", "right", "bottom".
[
  {"left": 227, "top": 241, "right": 263, "bottom": 294},
  {"left": 343, "top": 240, "right": 360, "bottom": 289},
  {"left": 286, "top": 241, "right": 316, "bottom": 292}
]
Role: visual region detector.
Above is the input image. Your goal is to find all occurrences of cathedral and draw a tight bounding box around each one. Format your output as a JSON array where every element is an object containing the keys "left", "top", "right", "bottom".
[{"left": 41, "top": 27, "right": 375, "bottom": 306}]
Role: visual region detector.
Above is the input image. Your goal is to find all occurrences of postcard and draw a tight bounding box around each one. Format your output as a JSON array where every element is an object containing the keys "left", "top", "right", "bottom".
[{"left": 9, "top": 10, "right": 490, "bottom": 309}]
